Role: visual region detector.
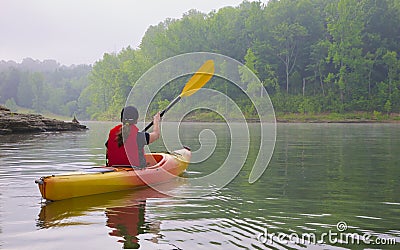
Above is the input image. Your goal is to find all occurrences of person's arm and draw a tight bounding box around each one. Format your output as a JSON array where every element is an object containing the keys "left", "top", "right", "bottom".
[{"left": 148, "top": 112, "right": 160, "bottom": 144}]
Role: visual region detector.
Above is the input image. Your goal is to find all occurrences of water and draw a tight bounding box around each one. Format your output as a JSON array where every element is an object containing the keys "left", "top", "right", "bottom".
[{"left": 0, "top": 122, "right": 399, "bottom": 249}]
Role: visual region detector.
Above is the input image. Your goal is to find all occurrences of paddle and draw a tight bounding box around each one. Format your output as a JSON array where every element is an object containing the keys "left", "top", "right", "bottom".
[{"left": 143, "top": 60, "right": 215, "bottom": 132}]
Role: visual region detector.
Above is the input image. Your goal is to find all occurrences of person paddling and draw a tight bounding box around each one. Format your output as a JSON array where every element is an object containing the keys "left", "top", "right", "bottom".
[{"left": 106, "top": 106, "right": 161, "bottom": 168}]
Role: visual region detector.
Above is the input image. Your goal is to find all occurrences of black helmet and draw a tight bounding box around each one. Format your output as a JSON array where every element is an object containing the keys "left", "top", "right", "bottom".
[{"left": 121, "top": 106, "right": 138, "bottom": 124}]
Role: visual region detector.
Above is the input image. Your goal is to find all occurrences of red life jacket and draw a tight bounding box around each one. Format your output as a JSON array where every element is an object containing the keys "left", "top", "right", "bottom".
[{"left": 106, "top": 124, "right": 143, "bottom": 167}]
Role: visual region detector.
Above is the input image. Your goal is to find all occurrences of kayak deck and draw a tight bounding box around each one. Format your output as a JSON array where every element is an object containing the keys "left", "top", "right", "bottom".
[{"left": 35, "top": 149, "right": 191, "bottom": 201}]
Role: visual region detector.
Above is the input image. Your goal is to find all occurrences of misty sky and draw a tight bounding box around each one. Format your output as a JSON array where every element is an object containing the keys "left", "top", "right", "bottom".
[{"left": 1, "top": 0, "right": 256, "bottom": 66}]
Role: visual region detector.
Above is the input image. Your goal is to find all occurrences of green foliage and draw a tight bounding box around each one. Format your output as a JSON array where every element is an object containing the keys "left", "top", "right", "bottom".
[
  {"left": 373, "top": 110, "right": 387, "bottom": 120},
  {"left": 81, "top": 48, "right": 152, "bottom": 120},
  {"left": 31, "top": 72, "right": 46, "bottom": 112},
  {"left": 129, "top": 0, "right": 400, "bottom": 116},
  {"left": 184, "top": 109, "right": 224, "bottom": 122},
  {"left": 157, "top": 99, "right": 170, "bottom": 111},
  {"left": 298, "top": 97, "right": 322, "bottom": 114},
  {"left": 384, "top": 100, "right": 392, "bottom": 114},
  {"left": 244, "top": 48, "right": 258, "bottom": 75}
]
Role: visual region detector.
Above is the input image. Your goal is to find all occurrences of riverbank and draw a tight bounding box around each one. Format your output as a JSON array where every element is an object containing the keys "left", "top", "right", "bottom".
[
  {"left": 13, "top": 106, "right": 73, "bottom": 121},
  {"left": 181, "top": 111, "right": 400, "bottom": 123},
  {"left": 0, "top": 105, "right": 87, "bottom": 135},
  {"left": 276, "top": 112, "right": 400, "bottom": 123}
]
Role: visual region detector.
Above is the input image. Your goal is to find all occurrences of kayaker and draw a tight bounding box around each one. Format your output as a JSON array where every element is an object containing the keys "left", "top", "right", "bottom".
[{"left": 106, "top": 106, "right": 160, "bottom": 168}]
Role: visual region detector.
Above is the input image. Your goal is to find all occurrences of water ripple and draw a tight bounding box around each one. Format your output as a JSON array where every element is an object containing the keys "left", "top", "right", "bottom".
[{"left": 1, "top": 123, "right": 399, "bottom": 249}]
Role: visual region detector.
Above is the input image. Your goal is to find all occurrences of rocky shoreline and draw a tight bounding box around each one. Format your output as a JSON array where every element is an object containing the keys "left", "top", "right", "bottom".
[{"left": 0, "top": 105, "right": 87, "bottom": 135}]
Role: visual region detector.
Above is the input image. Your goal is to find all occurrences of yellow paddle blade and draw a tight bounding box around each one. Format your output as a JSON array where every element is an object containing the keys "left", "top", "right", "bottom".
[{"left": 180, "top": 60, "right": 215, "bottom": 97}]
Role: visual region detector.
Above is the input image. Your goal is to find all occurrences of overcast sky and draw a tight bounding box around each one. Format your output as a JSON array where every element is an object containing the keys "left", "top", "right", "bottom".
[{"left": 0, "top": 0, "right": 257, "bottom": 66}]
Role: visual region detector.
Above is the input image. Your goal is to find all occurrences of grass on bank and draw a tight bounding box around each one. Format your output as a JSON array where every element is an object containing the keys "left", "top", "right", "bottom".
[
  {"left": 179, "top": 110, "right": 400, "bottom": 123},
  {"left": 276, "top": 111, "right": 400, "bottom": 123},
  {"left": 2, "top": 105, "right": 73, "bottom": 121},
  {"left": 162, "top": 108, "right": 400, "bottom": 123}
]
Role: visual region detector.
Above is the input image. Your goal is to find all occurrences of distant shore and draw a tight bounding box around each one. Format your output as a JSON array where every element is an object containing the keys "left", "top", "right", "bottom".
[
  {"left": 2, "top": 105, "right": 398, "bottom": 131},
  {"left": 181, "top": 111, "right": 400, "bottom": 123},
  {"left": 275, "top": 112, "right": 400, "bottom": 123}
]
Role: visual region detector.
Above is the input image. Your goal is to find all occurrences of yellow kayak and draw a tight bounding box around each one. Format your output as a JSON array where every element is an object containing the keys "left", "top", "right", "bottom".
[{"left": 35, "top": 148, "right": 191, "bottom": 201}]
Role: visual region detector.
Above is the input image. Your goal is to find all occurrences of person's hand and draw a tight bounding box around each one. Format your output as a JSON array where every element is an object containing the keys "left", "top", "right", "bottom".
[
  {"left": 149, "top": 112, "right": 161, "bottom": 143},
  {"left": 153, "top": 112, "right": 161, "bottom": 124}
]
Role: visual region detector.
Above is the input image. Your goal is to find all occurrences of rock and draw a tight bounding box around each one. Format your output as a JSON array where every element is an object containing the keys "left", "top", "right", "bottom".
[
  {"left": 0, "top": 108, "right": 88, "bottom": 135},
  {"left": 0, "top": 105, "right": 10, "bottom": 111}
]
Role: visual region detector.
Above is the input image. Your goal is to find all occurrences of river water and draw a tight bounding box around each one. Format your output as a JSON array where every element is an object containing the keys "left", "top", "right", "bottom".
[{"left": 0, "top": 122, "right": 399, "bottom": 249}]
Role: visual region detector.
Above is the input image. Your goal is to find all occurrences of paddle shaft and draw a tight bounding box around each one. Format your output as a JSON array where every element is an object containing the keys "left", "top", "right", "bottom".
[{"left": 142, "top": 96, "right": 181, "bottom": 132}]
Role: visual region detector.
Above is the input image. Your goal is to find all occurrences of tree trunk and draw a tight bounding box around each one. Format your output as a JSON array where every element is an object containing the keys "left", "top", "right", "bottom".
[{"left": 286, "top": 64, "right": 289, "bottom": 94}]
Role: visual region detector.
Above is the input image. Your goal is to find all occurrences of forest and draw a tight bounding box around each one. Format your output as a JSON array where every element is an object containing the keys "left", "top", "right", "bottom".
[
  {"left": 1, "top": 0, "right": 400, "bottom": 120},
  {"left": 0, "top": 58, "right": 90, "bottom": 118}
]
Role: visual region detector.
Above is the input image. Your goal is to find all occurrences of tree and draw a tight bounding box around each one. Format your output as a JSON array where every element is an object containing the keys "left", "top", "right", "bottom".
[
  {"left": 269, "top": 22, "right": 308, "bottom": 94},
  {"left": 307, "top": 41, "right": 329, "bottom": 96},
  {"left": 326, "top": 0, "right": 366, "bottom": 109},
  {"left": 241, "top": 48, "right": 263, "bottom": 98},
  {"left": 0, "top": 68, "right": 20, "bottom": 103},
  {"left": 382, "top": 50, "right": 399, "bottom": 96},
  {"left": 31, "top": 72, "right": 46, "bottom": 112}
]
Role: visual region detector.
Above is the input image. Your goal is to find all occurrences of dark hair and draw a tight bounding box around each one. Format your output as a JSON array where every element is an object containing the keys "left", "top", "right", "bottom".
[
  {"left": 117, "top": 106, "right": 139, "bottom": 147},
  {"left": 120, "top": 106, "right": 139, "bottom": 123}
]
